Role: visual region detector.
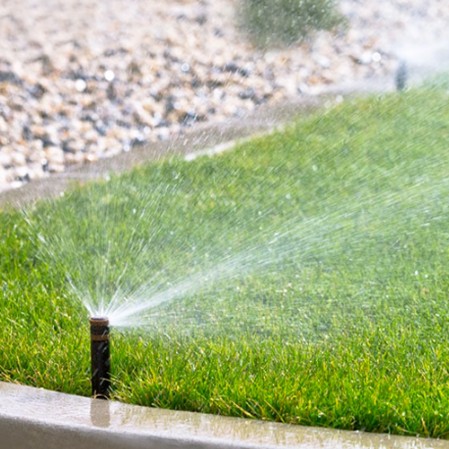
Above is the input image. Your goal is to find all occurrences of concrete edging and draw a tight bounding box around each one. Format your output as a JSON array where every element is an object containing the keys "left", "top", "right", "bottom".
[{"left": 1, "top": 382, "right": 449, "bottom": 449}]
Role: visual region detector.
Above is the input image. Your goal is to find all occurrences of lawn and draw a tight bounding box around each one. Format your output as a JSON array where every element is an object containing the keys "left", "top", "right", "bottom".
[{"left": 1, "top": 84, "right": 449, "bottom": 437}]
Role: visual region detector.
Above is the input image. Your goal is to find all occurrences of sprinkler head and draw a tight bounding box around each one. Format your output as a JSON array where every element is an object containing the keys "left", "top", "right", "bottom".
[
  {"left": 90, "top": 317, "right": 110, "bottom": 399},
  {"left": 395, "top": 60, "right": 408, "bottom": 92}
]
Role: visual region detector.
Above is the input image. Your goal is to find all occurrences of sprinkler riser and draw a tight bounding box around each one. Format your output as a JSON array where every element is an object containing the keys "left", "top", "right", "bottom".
[{"left": 90, "top": 317, "right": 110, "bottom": 399}]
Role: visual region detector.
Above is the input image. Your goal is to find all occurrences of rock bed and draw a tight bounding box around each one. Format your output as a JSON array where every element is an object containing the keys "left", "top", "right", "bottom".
[{"left": 0, "top": 0, "right": 448, "bottom": 192}]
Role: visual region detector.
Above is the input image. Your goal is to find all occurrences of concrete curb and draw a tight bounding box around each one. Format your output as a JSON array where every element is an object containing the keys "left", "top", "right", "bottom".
[{"left": 1, "top": 382, "right": 448, "bottom": 449}]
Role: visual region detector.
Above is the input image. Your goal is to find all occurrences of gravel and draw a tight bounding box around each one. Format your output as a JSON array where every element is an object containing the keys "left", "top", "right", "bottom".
[{"left": 1, "top": 0, "right": 448, "bottom": 193}]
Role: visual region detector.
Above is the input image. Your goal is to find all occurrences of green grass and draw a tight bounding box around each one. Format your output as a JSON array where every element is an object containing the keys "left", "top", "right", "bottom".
[{"left": 2, "top": 85, "right": 449, "bottom": 437}]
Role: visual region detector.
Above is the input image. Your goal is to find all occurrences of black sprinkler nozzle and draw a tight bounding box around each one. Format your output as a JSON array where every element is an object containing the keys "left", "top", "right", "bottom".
[
  {"left": 90, "top": 317, "right": 110, "bottom": 399},
  {"left": 395, "top": 60, "right": 408, "bottom": 92}
]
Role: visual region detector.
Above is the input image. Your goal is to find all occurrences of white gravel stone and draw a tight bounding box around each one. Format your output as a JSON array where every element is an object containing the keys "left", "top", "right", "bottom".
[
  {"left": 45, "top": 146, "right": 65, "bottom": 165},
  {"left": 0, "top": 0, "right": 448, "bottom": 192}
]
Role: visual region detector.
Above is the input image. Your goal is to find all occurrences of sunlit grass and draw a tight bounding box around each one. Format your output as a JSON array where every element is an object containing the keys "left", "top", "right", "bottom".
[{"left": 2, "top": 84, "right": 449, "bottom": 436}]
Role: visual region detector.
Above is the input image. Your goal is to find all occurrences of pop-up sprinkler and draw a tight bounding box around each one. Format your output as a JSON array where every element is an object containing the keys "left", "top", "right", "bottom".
[{"left": 90, "top": 317, "right": 110, "bottom": 399}]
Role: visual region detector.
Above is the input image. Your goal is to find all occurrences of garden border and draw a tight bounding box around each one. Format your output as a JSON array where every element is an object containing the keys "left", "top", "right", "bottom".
[
  {"left": 2, "top": 381, "right": 448, "bottom": 449},
  {"left": 0, "top": 76, "right": 391, "bottom": 210}
]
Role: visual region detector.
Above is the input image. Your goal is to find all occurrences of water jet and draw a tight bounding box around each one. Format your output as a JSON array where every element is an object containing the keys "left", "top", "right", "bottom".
[{"left": 89, "top": 317, "right": 110, "bottom": 399}]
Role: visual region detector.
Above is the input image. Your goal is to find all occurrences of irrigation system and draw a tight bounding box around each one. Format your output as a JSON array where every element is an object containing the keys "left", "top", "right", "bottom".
[{"left": 89, "top": 317, "right": 111, "bottom": 399}]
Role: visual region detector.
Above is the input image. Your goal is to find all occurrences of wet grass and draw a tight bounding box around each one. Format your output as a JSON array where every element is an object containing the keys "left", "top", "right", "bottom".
[{"left": 2, "top": 84, "right": 449, "bottom": 437}]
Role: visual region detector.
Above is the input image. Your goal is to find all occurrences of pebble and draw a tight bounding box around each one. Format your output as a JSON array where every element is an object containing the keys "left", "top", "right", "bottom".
[{"left": 0, "top": 0, "right": 448, "bottom": 192}]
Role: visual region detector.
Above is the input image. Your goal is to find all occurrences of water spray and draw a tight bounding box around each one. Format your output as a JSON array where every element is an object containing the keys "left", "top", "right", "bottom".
[{"left": 90, "top": 317, "right": 110, "bottom": 399}]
